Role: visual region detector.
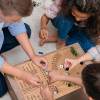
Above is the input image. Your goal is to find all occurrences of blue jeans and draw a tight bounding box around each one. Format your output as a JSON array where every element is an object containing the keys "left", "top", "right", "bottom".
[
  {"left": 51, "top": 15, "right": 95, "bottom": 52},
  {"left": 66, "top": 26, "right": 95, "bottom": 52}
]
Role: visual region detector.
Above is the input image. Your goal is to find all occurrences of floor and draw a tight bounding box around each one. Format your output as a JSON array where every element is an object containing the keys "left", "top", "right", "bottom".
[
  {"left": 0, "top": 0, "right": 56, "bottom": 99},
  {"left": 0, "top": 0, "right": 88, "bottom": 100}
]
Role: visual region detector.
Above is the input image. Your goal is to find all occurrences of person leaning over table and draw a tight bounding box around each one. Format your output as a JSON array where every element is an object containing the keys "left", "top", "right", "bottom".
[{"left": 0, "top": 0, "right": 47, "bottom": 97}]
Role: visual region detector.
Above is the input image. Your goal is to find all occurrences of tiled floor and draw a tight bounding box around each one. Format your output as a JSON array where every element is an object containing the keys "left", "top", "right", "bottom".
[{"left": 0, "top": 0, "right": 56, "bottom": 100}]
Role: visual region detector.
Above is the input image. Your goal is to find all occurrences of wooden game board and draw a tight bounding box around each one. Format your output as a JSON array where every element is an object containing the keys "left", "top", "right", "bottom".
[{"left": 6, "top": 43, "right": 86, "bottom": 100}]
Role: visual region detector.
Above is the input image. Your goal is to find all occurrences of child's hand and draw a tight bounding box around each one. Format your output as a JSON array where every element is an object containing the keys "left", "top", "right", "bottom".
[
  {"left": 24, "top": 73, "right": 41, "bottom": 87},
  {"left": 64, "top": 58, "right": 79, "bottom": 70},
  {"left": 39, "top": 28, "right": 48, "bottom": 41},
  {"left": 39, "top": 28, "right": 48, "bottom": 46},
  {"left": 49, "top": 70, "right": 67, "bottom": 83},
  {"left": 40, "top": 86, "right": 54, "bottom": 100},
  {"left": 32, "top": 55, "right": 48, "bottom": 69}
]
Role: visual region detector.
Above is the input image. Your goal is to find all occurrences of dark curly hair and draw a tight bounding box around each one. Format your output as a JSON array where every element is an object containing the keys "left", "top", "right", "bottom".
[
  {"left": 60, "top": 0, "right": 100, "bottom": 44},
  {"left": 82, "top": 63, "right": 100, "bottom": 100}
]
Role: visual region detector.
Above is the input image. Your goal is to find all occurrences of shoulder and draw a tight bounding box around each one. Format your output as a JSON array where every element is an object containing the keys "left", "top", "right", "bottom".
[
  {"left": 44, "top": 0, "right": 54, "bottom": 8},
  {"left": 0, "top": 22, "right": 4, "bottom": 31},
  {"left": 44, "top": 0, "right": 62, "bottom": 19}
]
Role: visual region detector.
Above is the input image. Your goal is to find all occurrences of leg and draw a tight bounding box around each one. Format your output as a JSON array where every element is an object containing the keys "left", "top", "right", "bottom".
[
  {"left": 56, "top": 39, "right": 66, "bottom": 49},
  {"left": 47, "top": 33, "right": 58, "bottom": 42},
  {"left": 0, "top": 23, "right": 31, "bottom": 53},
  {"left": 40, "top": 15, "right": 74, "bottom": 47},
  {"left": 66, "top": 30, "right": 95, "bottom": 52},
  {"left": 51, "top": 15, "right": 74, "bottom": 48},
  {"left": 40, "top": 32, "right": 58, "bottom": 46}
]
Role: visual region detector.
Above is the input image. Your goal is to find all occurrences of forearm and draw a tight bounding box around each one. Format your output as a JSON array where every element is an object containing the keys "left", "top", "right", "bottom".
[
  {"left": 41, "top": 15, "right": 50, "bottom": 29},
  {"left": 65, "top": 76, "right": 82, "bottom": 86},
  {"left": 1, "top": 61, "right": 27, "bottom": 80},
  {"left": 77, "top": 53, "right": 93, "bottom": 63},
  {"left": 16, "top": 33, "right": 36, "bottom": 60}
]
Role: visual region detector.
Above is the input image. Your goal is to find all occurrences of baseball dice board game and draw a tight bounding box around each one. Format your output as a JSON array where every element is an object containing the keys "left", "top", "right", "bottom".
[{"left": 6, "top": 43, "right": 88, "bottom": 100}]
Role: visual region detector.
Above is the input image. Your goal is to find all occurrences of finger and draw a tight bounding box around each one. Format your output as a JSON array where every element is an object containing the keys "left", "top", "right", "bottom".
[
  {"left": 31, "top": 80, "right": 40, "bottom": 86},
  {"left": 39, "top": 32, "right": 42, "bottom": 38},
  {"left": 40, "top": 86, "right": 43, "bottom": 91},
  {"left": 69, "top": 65, "right": 74, "bottom": 71},
  {"left": 39, "top": 31, "right": 44, "bottom": 39},
  {"left": 42, "top": 30, "right": 48, "bottom": 39},
  {"left": 34, "top": 78, "right": 41, "bottom": 83},
  {"left": 64, "top": 61, "right": 72, "bottom": 69},
  {"left": 42, "top": 33, "right": 45, "bottom": 39},
  {"left": 42, "top": 30, "right": 48, "bottom": 37},
  {"left": 44, "top": 32, "right": 48, "bottom": 39},
  {"left": 33, "top": 76, "right": 41, "bottom": 83},
  {"left": 40, "top": 31, "right": 45, "bottom": 39},
  {"left": 40, "top": 59, "right": 48, "bottom": 68},
  {"left": 42, "top": 81, "right": 49, "bottom": 88}
]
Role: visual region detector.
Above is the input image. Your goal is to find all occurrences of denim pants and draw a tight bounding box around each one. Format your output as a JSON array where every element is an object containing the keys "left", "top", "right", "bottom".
[{"left": 51, "top": 15, "right": 95, "bottom": 52}]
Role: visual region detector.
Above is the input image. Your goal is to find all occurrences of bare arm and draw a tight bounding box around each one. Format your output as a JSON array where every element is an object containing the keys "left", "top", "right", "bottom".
[
  {"left": 16, "top": 33, "right": 47, "bottom": 68},
  {"left": 16, "top": 33, "right": 35, "bottom": 60},
  {"left": 1, "top": 61, "right": 26, "bottom": 80},
  {"left": 77, "top": 53, "right": 93, "bottom": 63},
  {"left": 41, "top": 14, "right": 50, "bottom": 29},
  {"left": 39, "top": 15, "right": 51, "bottom": 46},
  {"left": 65, "top": 76, "right": 82, "bottom": 86},
  {"left": 1, "top": 61, "right": 41, "bottom": 86},
  {"left": 64, "top": 53, "right": 93, "bottom": 70},
  {"left": 49, "top": 70, "right": 82, "bottom": 86}
]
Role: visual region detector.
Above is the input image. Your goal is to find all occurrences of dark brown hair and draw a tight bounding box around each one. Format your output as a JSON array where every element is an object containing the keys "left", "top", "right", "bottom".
[
  {"left": 0, "top": 0, "right": 33, "bottom": 17},
  {"left": 60, "top": 0, "right": 100, "bottom": 44},
  {"left": 82, "top": 63, "right": 100, "bottom": 100}
]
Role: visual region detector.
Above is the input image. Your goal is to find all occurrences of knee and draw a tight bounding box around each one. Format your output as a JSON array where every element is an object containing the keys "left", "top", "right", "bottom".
[{"left": 24, "top": 23, "right": 31, "bottom": 38}]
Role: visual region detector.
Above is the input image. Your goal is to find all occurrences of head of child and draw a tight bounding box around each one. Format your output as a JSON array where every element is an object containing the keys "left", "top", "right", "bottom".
[
  {"left": 82, "top": 63, "right": 100, "bottom": 100},
  {"left": 61, "top": 0, "right": 100, "bottom": 22},
  {"left": 0, "top": 0, "right": 33, "bottom": 23}
]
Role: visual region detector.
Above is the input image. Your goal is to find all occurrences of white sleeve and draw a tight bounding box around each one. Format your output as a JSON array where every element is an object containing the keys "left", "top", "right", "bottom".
[
  {"left": 44, "top": 0, "right": 60, "bottom": 19},
  {"left": 87, "top": 47, "right": 100, "bottom": 61}
]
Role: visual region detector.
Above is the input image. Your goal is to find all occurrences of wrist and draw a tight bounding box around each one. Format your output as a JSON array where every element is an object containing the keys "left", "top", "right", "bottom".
[
  {"left": 17, "top": 70, "right": 27, "bottom": 81},
  {"left": 65, "top": 75, "right": 71, "bottom": 81},
  {"left": 77, "top": 58, "right": 84, "bottom": 65},
  {"left": 41, "top": 26, "right": 47, "bottom": 30},
  {"left": 21, "top": 71, "right": 31, "bottom": 82},
  {"left": 30, "top": 54, "right": 37, "bottom": 62},
  {"left": 77, "top": 56, "right": 83, "bottom": 62}
]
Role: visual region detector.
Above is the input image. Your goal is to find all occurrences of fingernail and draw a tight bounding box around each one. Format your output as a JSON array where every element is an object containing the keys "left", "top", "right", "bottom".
[
  {"left": 66, "top": 68, "right": 69, "bottom": 71},
  {"left": 80, "top": 62, "right": 84, "bottom": 65},
  {"left": 40, "top": 61, "right": 46, "bottom": 65}
]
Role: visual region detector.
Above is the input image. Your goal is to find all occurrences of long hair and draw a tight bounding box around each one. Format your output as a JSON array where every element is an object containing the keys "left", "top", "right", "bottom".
[
  {"left": 82, "top": 63, "right": 100, "bottom": 100},
  {"left": 60, "top": 0, "right": 100, "bottom": 44}
]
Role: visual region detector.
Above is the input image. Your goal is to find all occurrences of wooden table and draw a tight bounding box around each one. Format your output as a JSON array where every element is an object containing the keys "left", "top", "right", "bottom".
[{"left": 6, "top": 43, "right": 88, "bottom": 100}]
